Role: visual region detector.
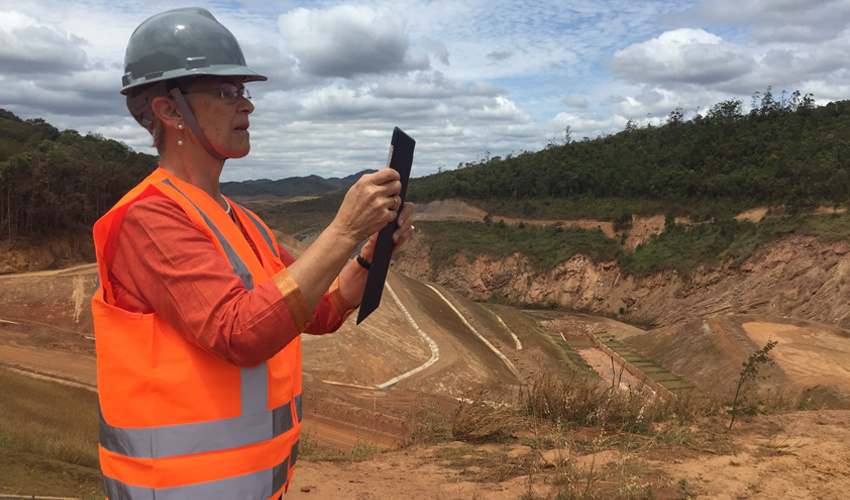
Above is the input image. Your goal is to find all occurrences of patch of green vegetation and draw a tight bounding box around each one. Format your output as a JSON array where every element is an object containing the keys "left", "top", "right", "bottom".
[
  {"left": 620, "top": 219, "right": 754, "bottom": 276},
  {"left": 410, "top": 92, "right": 848, "bottom": 218},
  {"left": 602, "top": 338, "right": 695, "bottom": 394},
  {"left": 418, "top": 220, "right": 622, "bottom": 272},
  {"left": 473, "top": 196, "right": 748, "bottom": 222},
  {"left": 621, "top": 212, "right": 850, "bottom": 277},
  {"left": 406, "top": 210, "right": 850, "bottom": 280},
  {"left": 0, "top": 111, "right": 156, "bottom": 240},
  {"left": 0, "top": 368, "right": 102, "bottom": 497},
  {"left": 348, "top": 437, "right": 379, "bottom": 462},
  {"left": 435, "top": 445, "right": 480, "bottom": 461}
]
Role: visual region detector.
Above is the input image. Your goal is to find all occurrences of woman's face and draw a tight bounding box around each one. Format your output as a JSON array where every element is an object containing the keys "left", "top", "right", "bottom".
[{"left": 183, "top": 76, "right": 255, "bottom": 159}]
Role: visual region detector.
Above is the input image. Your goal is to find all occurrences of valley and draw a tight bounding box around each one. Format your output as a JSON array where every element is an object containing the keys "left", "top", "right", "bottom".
[{"left": 3, "top": 203, "right": 850, "bottom": 498}]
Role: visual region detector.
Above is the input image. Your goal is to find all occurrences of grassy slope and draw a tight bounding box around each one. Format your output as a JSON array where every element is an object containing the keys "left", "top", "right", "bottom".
[{"left": 0, "top": 367, "right": 103, "bottom": 498}]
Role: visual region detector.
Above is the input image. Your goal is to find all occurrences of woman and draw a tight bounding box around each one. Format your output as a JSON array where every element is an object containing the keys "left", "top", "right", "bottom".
[{"left": 93, "top": 7, "right": 414, "bottom": 498}]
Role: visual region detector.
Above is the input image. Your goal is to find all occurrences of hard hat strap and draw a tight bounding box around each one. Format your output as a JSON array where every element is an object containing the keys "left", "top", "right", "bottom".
[{"left": 169, "top": 87, "right": 228, "bottom": 161}]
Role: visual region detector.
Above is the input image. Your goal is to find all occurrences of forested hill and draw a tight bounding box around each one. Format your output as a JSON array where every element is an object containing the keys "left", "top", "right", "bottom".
[
  {"left": 0, "top": 107, "right": 366, "bottom": 241},
  {"left": 410, "top": 91, "right": 850, "bottom": 220},
  {"left": 0, "top": 109, "right": 156, "bottom": 239}
]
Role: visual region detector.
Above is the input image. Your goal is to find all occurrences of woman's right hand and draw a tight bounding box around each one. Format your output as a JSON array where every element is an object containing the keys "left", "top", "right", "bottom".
[{"left": 330, "top": 168, "right": 403, "bottom": 246}]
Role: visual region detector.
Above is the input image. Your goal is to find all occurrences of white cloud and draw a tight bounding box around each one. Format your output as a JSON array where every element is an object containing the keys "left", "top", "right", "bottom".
[
  {"left": 421, "top": 36, "right": 449, "bottom": 66},
  {"left": 277, "top": 5, "right": 429, "bottom": 78},
  {"left": 563, "top": 95, "right": 588, "bottom": 109},
  {"left": 691, "top": 0, "right": 850, "bottom": 43},
  {"left": 0, "top": 11, "right": 87, "bottom": 74},
  {"left": 610, "top": 28, "right": 752, "bottom": 85}
]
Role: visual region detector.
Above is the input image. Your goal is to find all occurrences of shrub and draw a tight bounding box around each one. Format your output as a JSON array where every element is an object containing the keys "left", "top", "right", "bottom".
[
  {"left": 451, "top": 395, "right": 522, "bottom": 442},
  {"left": 523, "top": 371, "right": 671, "bottom": 434}
]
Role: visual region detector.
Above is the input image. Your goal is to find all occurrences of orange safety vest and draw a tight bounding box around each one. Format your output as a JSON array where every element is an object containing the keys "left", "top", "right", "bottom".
[{"left": 93, "top": 167, "right": 302, "bottom": 499}]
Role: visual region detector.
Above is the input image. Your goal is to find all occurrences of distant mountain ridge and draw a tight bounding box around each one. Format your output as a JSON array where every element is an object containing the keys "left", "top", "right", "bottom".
[{"left": 221, "top": 170, "right": 376, "bottom": 199}]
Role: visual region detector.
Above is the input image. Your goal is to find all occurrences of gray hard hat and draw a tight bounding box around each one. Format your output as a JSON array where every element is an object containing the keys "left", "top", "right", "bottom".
[{"left": 120, "top": 7, "right": 266, "bottom": 95}]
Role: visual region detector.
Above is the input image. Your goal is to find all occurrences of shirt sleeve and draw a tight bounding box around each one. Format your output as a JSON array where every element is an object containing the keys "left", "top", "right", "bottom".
[
  {"left": 268, "top": 227, "right": 356, "bottom": 335},
  {"left": 108, "top": 194, "right": 349, "bottom": 367},
  {"left": 304, "top": 277, "right": 356, "bottom": 335}
]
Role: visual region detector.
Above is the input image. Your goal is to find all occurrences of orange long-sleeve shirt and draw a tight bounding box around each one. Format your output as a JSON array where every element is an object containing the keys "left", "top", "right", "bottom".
[{"left": 106, "top": 195, "right": 353, "bottom": 367}]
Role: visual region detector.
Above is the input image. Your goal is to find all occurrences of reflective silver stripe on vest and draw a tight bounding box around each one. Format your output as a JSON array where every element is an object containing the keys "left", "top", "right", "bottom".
[
  {"left": 99, "top": 402, "right": 293, "bottom": 459},
  {"left": 236, "top": 203, "right": 280, "bottom": 259},
  {"left": 289, "top": 438, "right": 299, "bottom": 470},
  {"left": 295, "top": 393, "right": 302, "bottom": 422},
  {"left": 162, "top": 179, "right": 254, "bottom": 291},
  {"left": 162, "top": 179, "right": 268, "bottom": 414},
  {"left": 102, "top": 447, "right": 293, "bottom": 500}
]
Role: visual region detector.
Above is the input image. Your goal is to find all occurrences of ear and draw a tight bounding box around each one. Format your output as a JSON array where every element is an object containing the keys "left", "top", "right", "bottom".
[{"left": 150, "top": 96, "right": 184, "bottom": 131}]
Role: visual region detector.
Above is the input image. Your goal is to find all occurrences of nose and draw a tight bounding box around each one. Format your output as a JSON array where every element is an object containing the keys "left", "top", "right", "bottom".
[{"left": 238, "top": 96, "right": 254, "bottom": 114}]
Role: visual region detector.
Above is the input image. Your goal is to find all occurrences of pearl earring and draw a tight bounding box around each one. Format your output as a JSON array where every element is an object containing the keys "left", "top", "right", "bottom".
[
  {"left": 178, "top": 140, "right": 183, "bottom": 146},
  {"left": 178, "top": 123, "right": 184, "bottom": 130}
]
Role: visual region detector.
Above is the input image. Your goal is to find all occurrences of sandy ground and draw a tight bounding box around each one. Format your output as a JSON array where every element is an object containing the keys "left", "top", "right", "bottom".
[
  {"left": 4, "top": 300, "right": 850, "bottom": 499},
  {"left": 743, "top": 321, "right": 850, "bottom": 391},
  {"left": 660, "top": 409, "right": 850, "bottom": 499},
  {"left": 285, "top": 408, "right": 850, "bottom": 500},
  {"left": 287, "top": 442, "right": 551, "bottom": 500}
]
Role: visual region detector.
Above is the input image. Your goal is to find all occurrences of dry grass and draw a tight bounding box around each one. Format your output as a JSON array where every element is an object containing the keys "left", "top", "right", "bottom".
[
  {"left": 428, "top": 372, "right": 741, "bottom": 499},
  {"left": 0, "top": 367, "right": 102, "bottom": 498},
  {"left": 522, "top": 370, "right": 680, "bottom": 434},
  {"left": 451, "top": 393, "right": 524, "bottom": 442}
]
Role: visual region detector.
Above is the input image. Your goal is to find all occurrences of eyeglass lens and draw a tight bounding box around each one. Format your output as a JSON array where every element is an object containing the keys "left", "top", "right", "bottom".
[{"left": 221, "top": 83, "right": 250, "bottom": 100}]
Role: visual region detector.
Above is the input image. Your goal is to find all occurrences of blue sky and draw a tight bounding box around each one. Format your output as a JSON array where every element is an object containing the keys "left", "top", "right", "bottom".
[{"left": 2, "top": 0, "right": 849, "bottom": 181}]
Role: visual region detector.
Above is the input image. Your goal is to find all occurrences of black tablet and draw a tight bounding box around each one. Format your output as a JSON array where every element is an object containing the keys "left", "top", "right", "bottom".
[{"left": 356, "top": 127, "right": 415, "bottom": 324}]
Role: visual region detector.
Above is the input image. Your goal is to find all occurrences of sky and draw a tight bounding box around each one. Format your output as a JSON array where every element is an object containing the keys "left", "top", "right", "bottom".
[{"left": 2, "top": 0, "right": 849, "bottom": 182}]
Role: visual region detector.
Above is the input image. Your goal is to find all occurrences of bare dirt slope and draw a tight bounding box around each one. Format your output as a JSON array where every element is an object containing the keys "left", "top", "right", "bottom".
[
  {"left": 398, "top": 215, "right": 850, "bottom": 334},
  {"left": 619, "top": 314, "right": 850, "bottom": 403},
  {"left": 285, "top": 409, "right": 850, "bottom": 500},
  {"left": 0, "top": 234, "right": 94, "bottom": 275}
]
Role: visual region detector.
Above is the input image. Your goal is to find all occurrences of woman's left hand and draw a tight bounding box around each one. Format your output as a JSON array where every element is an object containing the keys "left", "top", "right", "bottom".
[{"left": 338, "top": 201, "right": 415, "bottom": 308}]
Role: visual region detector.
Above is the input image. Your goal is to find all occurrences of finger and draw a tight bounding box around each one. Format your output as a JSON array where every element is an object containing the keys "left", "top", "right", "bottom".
[
  {"left": 392, "top": 222, "right": 415, "bottom": 246},
  {"left": 364, "top": 168, "right": 401, "bottom": 185},
  {"left": 397, "top": 201, "right": 415, "bottom": 225},
  {"left": 359, "top": 233, "right": 378, "bottom": 261},
  {"left": 392, "top": 210, "right": 416, "bottom": 243},
  {"left": 386, "top": 195, "right": 399, "bottom": 213}
]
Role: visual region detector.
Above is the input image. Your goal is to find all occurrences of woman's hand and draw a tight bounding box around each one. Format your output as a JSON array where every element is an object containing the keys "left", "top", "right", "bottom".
[
  {"left": 338, "top": 200, "right": 416, "bottom": 308},
  {"left": 329, "top": 168, "right": 403, "bottom": 247},
  {"left": 358, "top": 201, "right": 416, "bottom": 261},
  {"left": 287, "top": 168, "right": 413, "bottom": 311}
]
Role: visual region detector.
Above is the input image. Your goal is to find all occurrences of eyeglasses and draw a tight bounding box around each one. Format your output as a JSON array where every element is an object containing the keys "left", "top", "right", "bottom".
[{"left": 183, "top": 83, "right": 250, "bottom": 103}]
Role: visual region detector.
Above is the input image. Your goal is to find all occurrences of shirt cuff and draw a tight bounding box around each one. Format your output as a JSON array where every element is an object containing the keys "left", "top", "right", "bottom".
[
  {"left": 271, "top": 267, "right": 314, "bottom": 331},
  {"left": 327, "top": 277, "right": 356, "bottom": 320}
]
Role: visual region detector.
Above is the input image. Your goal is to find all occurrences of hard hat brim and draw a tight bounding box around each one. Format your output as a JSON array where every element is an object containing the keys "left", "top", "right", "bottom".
[{"left": 121, "top": 65, "right": 267, "bottom": 95}]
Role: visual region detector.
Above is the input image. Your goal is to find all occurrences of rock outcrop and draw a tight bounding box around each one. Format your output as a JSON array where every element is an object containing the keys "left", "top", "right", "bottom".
[{"left": 395, "top": 233, "right": 850, "bottom": 330}]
